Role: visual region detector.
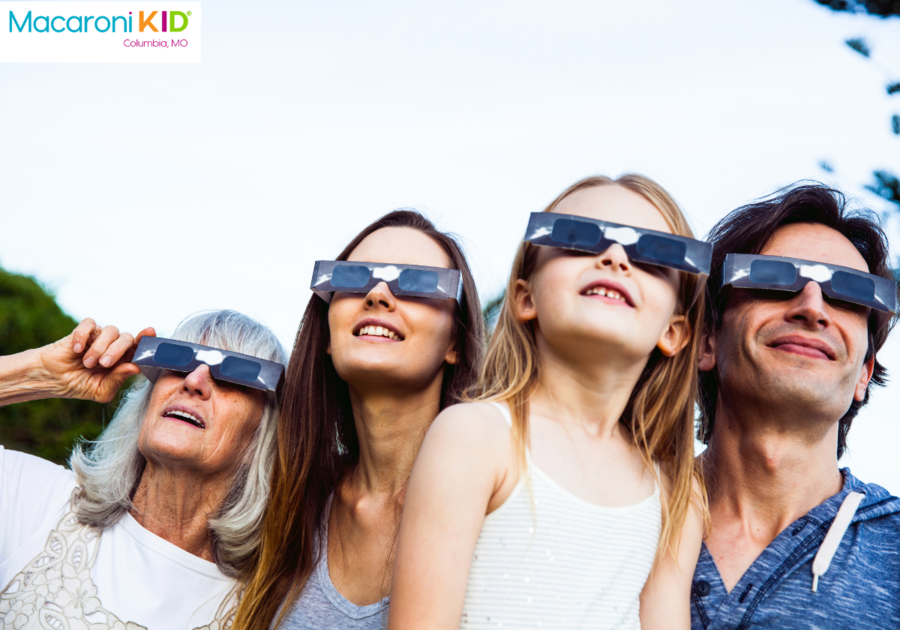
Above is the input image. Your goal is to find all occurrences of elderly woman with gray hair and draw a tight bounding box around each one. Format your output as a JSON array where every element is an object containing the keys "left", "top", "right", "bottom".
[{"left": 0, "top": 310, "right": 286, "bottom": 630}]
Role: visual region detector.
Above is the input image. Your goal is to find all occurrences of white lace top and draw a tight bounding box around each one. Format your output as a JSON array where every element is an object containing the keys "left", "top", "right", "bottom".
[
  {"left": 459, "top": 403, "right": 662, "bottom": 630},
  {"left": 0, "top": 446, "right": 237, "bottom": 630}
]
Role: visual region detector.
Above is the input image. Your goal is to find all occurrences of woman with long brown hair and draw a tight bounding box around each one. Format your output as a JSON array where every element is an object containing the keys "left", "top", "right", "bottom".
[
  {"left": 389, "top": 175, "right": 709, "bottom": 629},
  {"left": 234, "top": 210, "right": 484, "bottom": 629}
]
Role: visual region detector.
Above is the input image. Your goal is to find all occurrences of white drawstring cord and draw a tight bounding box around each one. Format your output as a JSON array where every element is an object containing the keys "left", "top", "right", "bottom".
[{"left": 811, "top": 491, "right": 864, "bottom": 593}]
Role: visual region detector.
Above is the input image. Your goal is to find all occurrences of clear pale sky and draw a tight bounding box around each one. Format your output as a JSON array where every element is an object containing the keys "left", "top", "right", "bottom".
[{"left": 1, "top": 0, "right": 899, "bottom": 491}]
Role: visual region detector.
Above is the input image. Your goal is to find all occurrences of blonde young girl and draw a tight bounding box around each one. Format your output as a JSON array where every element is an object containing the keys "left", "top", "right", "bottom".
[{"left": 388, "top": 175, "right": 708, "bottom": 630}]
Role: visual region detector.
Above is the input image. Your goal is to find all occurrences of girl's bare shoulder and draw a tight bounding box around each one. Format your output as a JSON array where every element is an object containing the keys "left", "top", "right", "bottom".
[{"left": 427, "top": 401, "right": 514, "bottom": 449}]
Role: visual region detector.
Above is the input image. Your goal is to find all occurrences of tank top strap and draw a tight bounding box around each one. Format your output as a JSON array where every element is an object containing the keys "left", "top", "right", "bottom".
[
  {"left": 488, "top": 401, "right": 532, "bottom": 469},
  {"left": 488, "top": 401, "right": 514, "bottom": 428},
  {"left": 652, "top": 460, "right": 662, "bottom": 498}
]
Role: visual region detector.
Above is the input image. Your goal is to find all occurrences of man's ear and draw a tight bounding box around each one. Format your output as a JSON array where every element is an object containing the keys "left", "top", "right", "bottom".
[
  {"left": 513, "top": 279, "right": 537, "bottom": 322},
  {"left": 657, "top": 315, "right": 690, "bottom": 357},
  {"left": 853, "top": 352, "right": 876, "bottom": 402},
  {"left": 698, "top": 327, "right": 716, "bottom": 372}
]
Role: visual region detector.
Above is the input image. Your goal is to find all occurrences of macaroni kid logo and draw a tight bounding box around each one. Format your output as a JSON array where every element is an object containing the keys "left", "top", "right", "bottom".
[{"left": 0, "top": 2, "right": 201, "bottom": 63}]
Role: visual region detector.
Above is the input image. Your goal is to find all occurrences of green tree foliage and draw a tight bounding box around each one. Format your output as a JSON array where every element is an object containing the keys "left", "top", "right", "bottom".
[
  {"left": 841, "top": 34, "right": 900, "bottom": 213},
  {"left": 0, "top": 266, "right": 108, "bottom": 465},
  {"left": 868, "top": 170, "right": 900, "bottom": 207},
  {"left": 812, "top": 1, "right": 900, "bottom": 274},
  {"left": 845, "top": 37, "right": 871, "bottom": 56},
  {"left": 816, "top": 1, "right": 900, "bottom": 17}
]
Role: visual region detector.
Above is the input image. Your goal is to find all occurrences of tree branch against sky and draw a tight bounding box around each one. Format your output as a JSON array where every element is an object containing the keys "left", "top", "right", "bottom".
[
  {"left": 814, "top": 0, "right": 900, "bottom": 276},
  {"left": 815, "top": 0, "right": 900, "bottom": 18}
]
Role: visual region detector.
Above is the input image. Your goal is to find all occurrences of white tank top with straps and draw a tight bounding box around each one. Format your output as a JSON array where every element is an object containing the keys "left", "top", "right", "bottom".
[{"left": 459, "top": 402, "right": 662, "bottom": 630}]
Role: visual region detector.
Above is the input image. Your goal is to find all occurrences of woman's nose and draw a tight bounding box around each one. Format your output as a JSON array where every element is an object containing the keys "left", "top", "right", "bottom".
[
  {"left": 364, "top": 281, "right": 397, "bottom": 311},
  {"left": 182, "top": 364, "right": 214, "bottom": 399}
]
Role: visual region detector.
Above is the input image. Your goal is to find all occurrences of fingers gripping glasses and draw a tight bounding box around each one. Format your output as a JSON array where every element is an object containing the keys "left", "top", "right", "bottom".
[
  {"left": 311, "top": 261, "right": 463, "bottom": 304},
  {"left": 523, "top": 212, "right": 712, "bottom": 277},
  {"left": 722, "top": 253, "right": 899, "bottom": 314},
  {"left": 133, "top": 337, "right": 286, "bottom": 399}
]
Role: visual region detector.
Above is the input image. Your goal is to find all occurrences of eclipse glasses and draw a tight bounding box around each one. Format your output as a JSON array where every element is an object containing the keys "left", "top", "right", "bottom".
[
  {"left": 306, "top": 219, "right": 898, "bottom": 319},
  {"left": 523, "top": 212, "right": 712, "bottom": 277},
  {"left": 133, "top": 336, "right": 285, "bottom": 399},
  {"left": 311, "top": 260, "right": 463, "bottom": 304},
  {"left": 723, "top": 253, "right": 899, "bottom": 314}
]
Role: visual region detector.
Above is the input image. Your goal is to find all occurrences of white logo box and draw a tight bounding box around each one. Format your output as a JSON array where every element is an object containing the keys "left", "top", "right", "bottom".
[{"left": 0, "top": 2, "right": 201, "bottom": 63}]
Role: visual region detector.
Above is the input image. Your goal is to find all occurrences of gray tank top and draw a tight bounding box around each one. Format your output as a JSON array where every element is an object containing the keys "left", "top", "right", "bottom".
[{"left": 278, "top": 498, "right": 389, "bottom": 630}]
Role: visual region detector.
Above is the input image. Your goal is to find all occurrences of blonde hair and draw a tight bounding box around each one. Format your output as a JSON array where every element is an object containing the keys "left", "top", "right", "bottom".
[{"left": 476, "top": 174, "right": 708, "bottom": 560}]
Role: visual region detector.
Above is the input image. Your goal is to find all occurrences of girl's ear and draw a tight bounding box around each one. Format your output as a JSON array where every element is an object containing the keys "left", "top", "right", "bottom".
[
  {"left": 444, "top": 338, "right": 459, "bottom": 366},
  {"left": 513, "top": 279, "right": 537, "bottom": 322},
  {"left": 657, "top": 314, "right": 690, "bottom": 357}
]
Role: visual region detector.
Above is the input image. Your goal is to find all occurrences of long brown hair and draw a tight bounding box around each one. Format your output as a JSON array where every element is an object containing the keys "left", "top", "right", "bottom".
[
  {"left": 234, "top": 210, "right": 485, "bottom": 630},
  {"left": 477, "top": 174, "right": 707, "bottom": 560}
]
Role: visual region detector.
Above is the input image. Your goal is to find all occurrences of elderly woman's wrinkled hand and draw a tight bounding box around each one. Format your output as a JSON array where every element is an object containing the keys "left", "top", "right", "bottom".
[{"left": 38, "top": 318, "right": 157, "bottom": 403}]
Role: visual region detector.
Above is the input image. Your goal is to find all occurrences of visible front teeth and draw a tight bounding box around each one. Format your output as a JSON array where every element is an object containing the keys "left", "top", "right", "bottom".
[
  {"left": 168, "top": 410, "right": 202, "bottom": 426},
  {"left": 357, "top": 325, "right": 401, "bottom": 340},
  {"left": 585, "top": 287, "right": 627, "bottom": 303}
]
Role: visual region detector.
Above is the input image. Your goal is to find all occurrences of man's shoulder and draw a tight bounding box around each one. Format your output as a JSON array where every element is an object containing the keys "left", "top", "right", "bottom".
[
  {"left": 841, "top": 467, "right": 900, "bottom": 530},
  {"left": 691, "top": 469, "right": 900, "bottom": 630}
]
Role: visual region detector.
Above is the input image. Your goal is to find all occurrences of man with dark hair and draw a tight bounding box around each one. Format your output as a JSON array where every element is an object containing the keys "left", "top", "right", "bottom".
[{"left": 691, "top": 184, "right": 900, "bottom": 629}]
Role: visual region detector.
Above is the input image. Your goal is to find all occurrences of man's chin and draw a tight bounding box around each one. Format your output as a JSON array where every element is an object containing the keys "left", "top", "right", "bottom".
[{"left": 740, "top": 376, "right": 853, "bottom": 421}]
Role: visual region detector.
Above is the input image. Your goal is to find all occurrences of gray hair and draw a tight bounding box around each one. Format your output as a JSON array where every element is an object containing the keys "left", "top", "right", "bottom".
[{"left": 69, "top": 310, "right": 287, "bottom": 578}]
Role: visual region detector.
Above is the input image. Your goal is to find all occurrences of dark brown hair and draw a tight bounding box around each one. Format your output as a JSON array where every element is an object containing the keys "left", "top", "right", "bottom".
[
  {"left": 698, "top": 184, "right": 898, "bottom": 458},
  {"left": 234, "top": 209, "right": 484, "bottom": 630}
]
